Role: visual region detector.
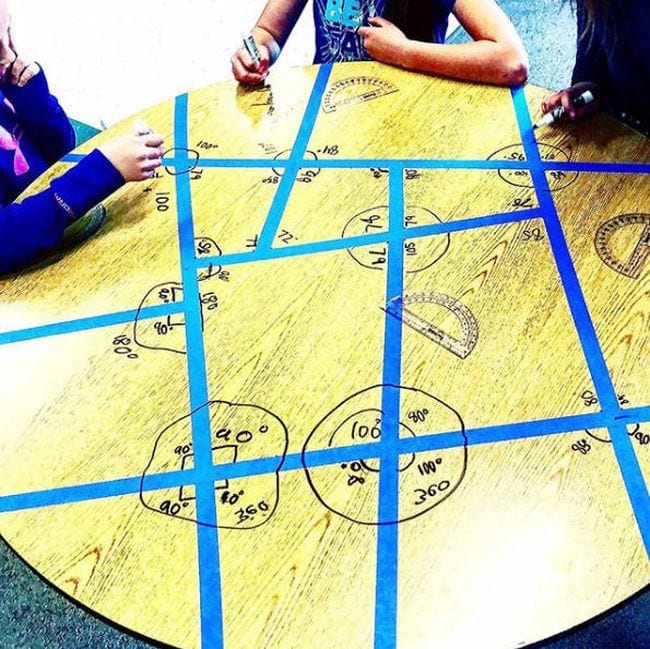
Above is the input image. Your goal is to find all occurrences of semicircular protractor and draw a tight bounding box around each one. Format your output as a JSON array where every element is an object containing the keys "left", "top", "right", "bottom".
[
  {"left": 384, "top": 292, "right": 479, "bottom": 359},
  {"left": 322, "top": 76, "right": 399, "bottom": 113},
  {"left": 594, "top": 213, "right": 650, "bottom": 279}
]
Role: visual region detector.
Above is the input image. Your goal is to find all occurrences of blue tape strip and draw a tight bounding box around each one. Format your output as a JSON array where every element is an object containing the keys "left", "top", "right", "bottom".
[
  {"left": 374, "top": 166, "right": 405, "bottom": 649},
  {"left": 608, "top": 421, "right": 650, "bottom": 549},
  {"left": 190, "top": 156, "right": 650, "bottom": 174},
  {"left": 511, "top": 86, "right": 650, "bottom": 556},
  {"left": 539, "top": 161, "right": 650, "bottom": 174},
  {"left": 3, "top": 405, "right": 649, "bottom": 516},
  {"left": 61, "top": 153, "right": 85, "bottom": 162},
  {"left": 0, "top": 302, "right": 183, "bottom": 346},
  {"left": 193, "top": 207, "right": 541, "bottom": 271},
  {"left": 3, "top": 76, "right": 648, "bottom": 649},
  {"left": 174, "top": 93, "right": 224, "bottom": 649},
  {"left": 257, "top": 64, "right": 332, "bottom": 250}
]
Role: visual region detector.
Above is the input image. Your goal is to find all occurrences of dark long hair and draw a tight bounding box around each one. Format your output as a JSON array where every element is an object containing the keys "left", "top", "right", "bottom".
[
  {"left": 572, "top": 0, "right": 624, "bottom": 43},
  {"left": 383, "top": 0, "right": 438, "bottom": 43}
]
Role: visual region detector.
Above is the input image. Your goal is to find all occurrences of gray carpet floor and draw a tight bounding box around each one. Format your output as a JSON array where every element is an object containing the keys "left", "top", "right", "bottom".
[{"left": 1, "top": 2, "right": 648, "bottom": 647}]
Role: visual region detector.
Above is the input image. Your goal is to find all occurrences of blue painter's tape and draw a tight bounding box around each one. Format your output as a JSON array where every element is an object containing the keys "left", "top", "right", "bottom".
[
  {"left": 608, "top": 421, "right": 650, "bottom": 550},
  {"left": 185, "top": 156, "right": 650, "bottom": 174},
  {"left": 511, "top": 87, "right": 619, "bottom": 412},
  {"left": 511, "top": 85, "right": 650, "bottom": 557},
  {"left": 540, "top": 161, "right": 650, "bottom": 174},
  {"left": 257, "top": 64, "right": 333, "bottom": 250},
  {"left": 0, "top": 302, "right": 183, "bottom": 347},
  {"left": 3, "top": 405, "right": 649, "bottom": 517},
  {"left": 195, "top": 158, "right": 281, "bottom": 168},
  {"left": 374, "top": 167, "right": 405, "bottom": 649},
  {"left": 193, "top": 207, "right": 540, "bottom": 272},
  {"left": 61, "top": 153, "right": 85, "bottom": 163},
  {"left": 174, "top": 93, "right": 224, "bottom": 649}
]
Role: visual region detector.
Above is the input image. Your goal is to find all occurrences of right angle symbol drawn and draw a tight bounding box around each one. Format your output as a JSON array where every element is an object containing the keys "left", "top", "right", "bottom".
[{"left": 140, "top": 400, "right": 288, "bottom": 529}]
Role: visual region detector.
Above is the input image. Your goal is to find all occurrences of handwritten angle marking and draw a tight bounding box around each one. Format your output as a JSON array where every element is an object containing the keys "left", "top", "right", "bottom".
[
  {"left": 322, "top": 76, "right": 398, "bottom": 113},
  {"left": 595, "top": 213, "right": 650, "bottom": 279},
  {"left": 384, "top": 292, "right": 479, "bottom": 359}
]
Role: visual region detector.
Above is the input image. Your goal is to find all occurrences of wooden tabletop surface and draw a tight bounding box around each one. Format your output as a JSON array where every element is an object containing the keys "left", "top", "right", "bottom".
[{"left": 0, "top": 61, "right": 648, "bottom": 649}]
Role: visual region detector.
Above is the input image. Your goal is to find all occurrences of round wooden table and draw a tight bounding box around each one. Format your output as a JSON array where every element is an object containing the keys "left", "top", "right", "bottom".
[{"left": 0, "top": 61, "right": 648, "bottom": 649}]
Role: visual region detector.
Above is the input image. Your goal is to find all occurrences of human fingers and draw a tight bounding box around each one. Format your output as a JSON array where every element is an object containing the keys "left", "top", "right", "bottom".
[
  {"left": 559, "top": 90, "right": 576, "bottom": 119},
  {"left": 145, "top": 145, "right": 164, "bottom": 161},
  {"left": 16, "top": 60, "right": 39, "bottom": 87},
  {"left": 142, "top": 132, "right": 165, "bottom": 148},
  {"left": 132, "top": 157, "right": 163, "bottom": 182},
  {"left": 231, "top": 48, "right": 265, "bottom": 77},
  {"left": 0, "top": 39, "right": 15, "bottom": 77},
  {"left": 231, "top": 54, "right": 266, "bottom": 85},
  {"left": 236, "top": 47, "right": 258, "bottom": 71},
  {"left": 255, "top": 45, "right": 271, "bottom": 76},
  {"left": 541, "top": 90, "right": 562, "bottom": 115},
  {"left": 368, "top": 16, "right": 390, "bottom": 27},
  {"left": 9, "top": 55, "right": 27, "bottom": 84},
  {"left": 357, "top": 26, "right": 372, "bottom": 39},
  {"left": 141, "top": 158, "right": 162, "bottom": 172}
]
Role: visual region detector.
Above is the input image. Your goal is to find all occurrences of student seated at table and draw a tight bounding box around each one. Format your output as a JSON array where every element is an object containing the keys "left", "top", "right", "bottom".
[
  {"left": 0, "top": 7, "right": 165, "bottom": 275},
  {"left": 541, "top": 0, "right": 649, "bottom": 136},
  {"left": 231, "top": 0, "right": 528, "bottom": 87}
]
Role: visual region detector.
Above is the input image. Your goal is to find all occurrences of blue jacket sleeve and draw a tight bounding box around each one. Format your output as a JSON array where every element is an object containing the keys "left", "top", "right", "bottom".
[
  {"left": 0, "top": 67, "right": 76, "bottom": 165},
  {"left": 0, "top": 149, "right": 124, "bottom": 274}
]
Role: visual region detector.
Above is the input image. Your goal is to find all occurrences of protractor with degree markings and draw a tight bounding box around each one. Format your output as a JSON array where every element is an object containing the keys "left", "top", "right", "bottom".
[
  {"left": 594, "top": 213, "right": 650, "bottom": 279},
  {"left": 384, "top": 292, "right": 479, "bottom": 359},
  {"left": 322, "top": 76, "right": 399, "bottom": 113}
]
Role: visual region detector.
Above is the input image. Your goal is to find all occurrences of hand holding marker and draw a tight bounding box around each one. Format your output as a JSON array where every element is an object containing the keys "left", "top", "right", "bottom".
[{"left": 534, "top": 90, "right": 595, "bottom": 129}]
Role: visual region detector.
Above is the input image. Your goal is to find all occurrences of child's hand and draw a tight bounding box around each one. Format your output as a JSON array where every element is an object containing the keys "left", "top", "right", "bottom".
[
  {"left": 99, "top": 132, "right": 165, "bottom": 182},
  {"left": 0, "top": 24, "right": 40, "bottom": 87},
  {"left": 8, "top": 55, "right": 40, "bottom": 87},
  {"left": 0, "top": 30, "right": 15, "bottom": 80},
  {"left": 231, "top": 43, "right": 271, "bottom": 85},
  {"left": 541, "top": 82, "right": 599, "bottom": 122},
  {"left": 359, "top": 16, "right": 409, "bottom": 67}
]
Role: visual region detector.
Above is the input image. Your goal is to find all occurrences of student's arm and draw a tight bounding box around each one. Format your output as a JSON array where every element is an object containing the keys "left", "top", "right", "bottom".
[
  {"left": 0, "top": 151, "right": 122, "bottom": 273},
  {"left": 359, "top": 0, "right": 528, "bottom": 86},
  {"left": 1, "top": 65, "right": 76, "bottom": 165},
  {"left": 231, "top": 0, "right": 308, "bottom": 85},
  {"left": 0, "top": 132, "right": 164, "bottom": 274}
]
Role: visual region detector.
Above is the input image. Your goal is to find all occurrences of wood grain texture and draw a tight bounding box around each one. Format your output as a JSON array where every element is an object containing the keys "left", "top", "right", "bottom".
[{"left": 0, "top": 61, "right": 648, "bottom": 648}]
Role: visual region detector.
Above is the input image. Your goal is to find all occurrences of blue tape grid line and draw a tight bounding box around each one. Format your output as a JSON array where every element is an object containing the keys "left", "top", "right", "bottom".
[
  {"left": 173, "top": 94, "right": 224, "bottom": 649},
  {"left": 3, "top": 404, "right": 649, "bottom": 516},
  {"left": 374, "top": 166, "right": 406, "bottom": 648},
  {"left": 1, "top": 404, "right": 649, "bottom": 503},
  {"left": 257, "top": 64, "right": 333, "bottom": 250},
  {"left": 0, "top": 206, "right": 539, "bottom": 350},
  {"left": 0, "top": 302, "right": 182, "bottom": 346},
  {"left": 62, "top": 151, "right": 650, "bottom": 175},
  {"left": 2, "top": 80, "right": 648, "bottom": 649},
  {"left": 511, "top": 86, "right": 650, "bottom": 555}
]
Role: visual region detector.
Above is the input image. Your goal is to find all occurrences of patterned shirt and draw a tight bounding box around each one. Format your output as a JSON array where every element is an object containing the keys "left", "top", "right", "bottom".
[{"left": 312, "top": 0, "right": 455, "bottom": 63}]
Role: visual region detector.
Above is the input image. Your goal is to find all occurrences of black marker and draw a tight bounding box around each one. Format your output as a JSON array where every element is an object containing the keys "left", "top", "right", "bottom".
[{"left": 534, "top": 90, "right": 594, "bottom": 129}]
